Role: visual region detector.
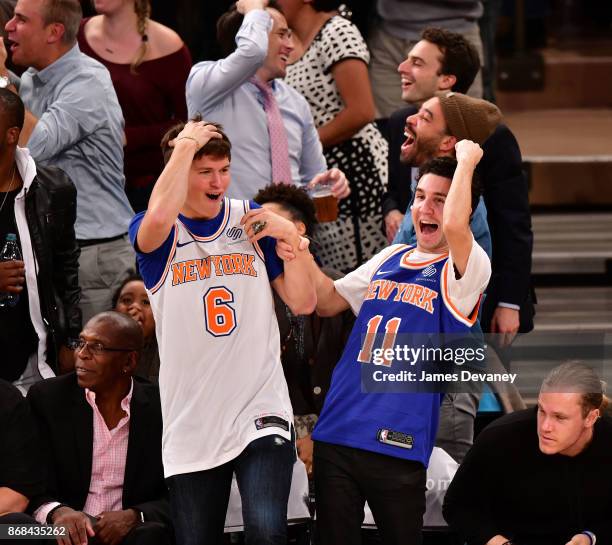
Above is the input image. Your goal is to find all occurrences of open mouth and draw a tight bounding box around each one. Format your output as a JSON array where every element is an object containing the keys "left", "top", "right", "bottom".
[
  {"left": 401, "top": 129, "right": 415, "bottom": 152},
  {"left": 419, "top": 220, "right": 438, "bottom": 235},
  {"left": 206, "top": 193, "right": 221, "bottom": 201},
  {"left": 401, "top": 78, "right": 413, "bottom": 90}
]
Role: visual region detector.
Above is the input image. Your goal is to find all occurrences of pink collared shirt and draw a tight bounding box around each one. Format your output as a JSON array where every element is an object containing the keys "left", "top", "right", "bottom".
[
  {"left": 35, "top": 381, "right": 133, "bottom": 524},
  {"left": 82, "top": 381, "right": 133, "bottom": 516}
]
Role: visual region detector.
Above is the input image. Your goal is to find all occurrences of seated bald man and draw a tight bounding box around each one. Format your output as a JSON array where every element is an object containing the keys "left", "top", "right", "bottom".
[{"left": 27, "top": 312, "right": 173, "bottom": 545}]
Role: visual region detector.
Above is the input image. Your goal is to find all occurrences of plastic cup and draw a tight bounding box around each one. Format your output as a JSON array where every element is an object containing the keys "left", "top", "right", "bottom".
[{"left": 309, "top": 182, "right": 338, "bottom": 223}]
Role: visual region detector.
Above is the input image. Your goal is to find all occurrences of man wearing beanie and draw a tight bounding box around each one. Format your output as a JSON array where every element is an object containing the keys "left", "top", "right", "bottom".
[
  {"left": 437, "top": 92, "right": 503, "bottom": 144},
  {"left": 390, "top": 91, "right": 500, "bottom": 464},
  {"left": 384, "top": 29, "right": 535, "bottom": 359}
]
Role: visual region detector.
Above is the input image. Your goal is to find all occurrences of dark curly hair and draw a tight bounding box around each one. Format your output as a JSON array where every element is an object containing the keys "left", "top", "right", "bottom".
[
  {"left": 420, "top": 27, "right": 480, "bottom": 94},
  {"left": 416, "top": 156, "right": 482, "bottom": 215},
  {"left": 253, "top": 183, "right": 318, "bottom": 237}
]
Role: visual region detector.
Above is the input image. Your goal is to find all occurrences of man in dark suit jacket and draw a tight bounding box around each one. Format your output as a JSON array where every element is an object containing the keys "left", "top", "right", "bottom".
[
  {"left": 27, "top": 312, "right": 172, "bottom": 545},
  {"left": 382, "top": 27, "right": 535, "bottom": 338}
]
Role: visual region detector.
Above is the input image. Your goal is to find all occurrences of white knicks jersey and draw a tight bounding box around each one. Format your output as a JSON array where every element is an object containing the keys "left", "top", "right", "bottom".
[{"left": 147, "top": 199, "right": 292, "bottom": 478}]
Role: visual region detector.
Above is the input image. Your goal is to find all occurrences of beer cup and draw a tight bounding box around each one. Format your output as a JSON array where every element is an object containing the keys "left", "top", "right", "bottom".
[{"left": 309, "top": 181, "right": 338, "bottom": 222}]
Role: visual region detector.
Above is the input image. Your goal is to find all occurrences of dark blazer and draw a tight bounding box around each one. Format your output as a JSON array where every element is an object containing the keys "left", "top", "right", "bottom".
[
  {"left": 382, "top": 106, "right": 535, "bottom": 332},
  {"left": 27, "top": 374, "right": 170, "bottom": 527}
]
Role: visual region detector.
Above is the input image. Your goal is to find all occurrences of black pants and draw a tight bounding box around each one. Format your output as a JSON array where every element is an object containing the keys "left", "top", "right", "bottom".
[{"left": 314, "top": 441, "right": 426, "bottom": 545}]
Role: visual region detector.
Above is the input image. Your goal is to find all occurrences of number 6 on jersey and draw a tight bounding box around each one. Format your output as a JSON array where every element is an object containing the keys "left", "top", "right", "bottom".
[{"left": 204, "top": 286, "right": 237, "bottom": 336}]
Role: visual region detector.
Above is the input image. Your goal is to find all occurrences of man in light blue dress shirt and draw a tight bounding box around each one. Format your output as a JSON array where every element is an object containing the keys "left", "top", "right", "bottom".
[
  {"left": 1, "top": 0, "right": 135, "bottom": 324},
  {"left": 186, "top": 0, "right": 350, "bottom": 201}
]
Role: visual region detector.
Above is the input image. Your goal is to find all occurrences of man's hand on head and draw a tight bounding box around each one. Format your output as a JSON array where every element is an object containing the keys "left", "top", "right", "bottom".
[
  {"left": 384, "top": 210, "right": 404, "bottom": 243},
  {"left": 51, "top": 506, "right": 95, "bottom": 545},
  {"left": 94, "top": 510, "right": 140, "bottom": 545},
  {"left": 236, "top": 0, "right": 267, "bottom": 15},
  {"left": 309, "top": 168, "right": 351, "bottom": 200},
  {"left": 168, "top": 121, "right": 222, "bottom": 153},
  {"left": 455, "top": 139, "right": 483, "bottom": 170}
]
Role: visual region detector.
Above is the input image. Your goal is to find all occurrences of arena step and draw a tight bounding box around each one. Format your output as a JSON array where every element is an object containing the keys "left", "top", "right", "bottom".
[
  {"left": 503, "top": 109, "right": 612, "bottom": 206},
  {"left": 531, "top": 212, "right": 612, "bottom": 275}
]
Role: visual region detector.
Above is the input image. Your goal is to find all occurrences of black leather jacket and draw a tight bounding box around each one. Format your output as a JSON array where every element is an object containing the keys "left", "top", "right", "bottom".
[{"left": 24, "top": 165, "right": 81, "bottom": 372}]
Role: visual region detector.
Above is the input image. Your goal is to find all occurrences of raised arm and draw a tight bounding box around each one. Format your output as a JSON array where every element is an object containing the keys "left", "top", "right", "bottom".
[
  {"left": 442, "top": 140, "right": 483, "bottom": 276},
  {"left": 136, "top": 122, "right": 222, "bottom": 253},
  {"left": 186, "top": 1, "right": 270, "bottom": 115}
]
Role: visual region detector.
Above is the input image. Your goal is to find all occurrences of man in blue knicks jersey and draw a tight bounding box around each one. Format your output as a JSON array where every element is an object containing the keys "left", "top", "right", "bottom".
[
  {"left": 310, "top": 141, "right": 491, "bottom": 545},
  {"left": 128, "top": 119, "right": 316, "bottom": 545}
]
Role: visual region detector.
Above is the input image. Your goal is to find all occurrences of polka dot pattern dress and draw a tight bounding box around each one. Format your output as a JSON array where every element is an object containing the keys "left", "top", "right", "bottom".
[{"left": 285, "top": 15, "right": 388, "bottom": 271}]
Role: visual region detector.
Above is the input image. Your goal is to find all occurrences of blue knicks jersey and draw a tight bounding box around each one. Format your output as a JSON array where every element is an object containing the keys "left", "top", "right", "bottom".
[{"left": 313, "top": 245, "right": 481, "bottom": 466}]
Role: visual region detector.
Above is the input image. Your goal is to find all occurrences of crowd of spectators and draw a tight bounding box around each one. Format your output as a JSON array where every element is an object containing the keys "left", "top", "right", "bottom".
[{"left": 1, "top": 1, "right": 611, "bottom": 545}]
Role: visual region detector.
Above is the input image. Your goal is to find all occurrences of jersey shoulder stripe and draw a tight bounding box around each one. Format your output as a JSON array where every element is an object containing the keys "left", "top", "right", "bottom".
[
  {"left": 440, "top": 261, "right": 481, "bottom": 326},
  {"left": 150, "top": 226, "right": 179, "bottom": 295}
]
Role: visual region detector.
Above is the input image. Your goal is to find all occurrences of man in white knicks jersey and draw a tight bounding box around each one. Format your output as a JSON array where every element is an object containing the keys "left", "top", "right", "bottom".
[{"left": 128, "top": 118, "right": 316, "bottom": 545}]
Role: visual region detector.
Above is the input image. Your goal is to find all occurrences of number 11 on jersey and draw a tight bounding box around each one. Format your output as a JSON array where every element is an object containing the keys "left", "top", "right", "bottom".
[{"left": 357, "top": 315, "right": 401, "bottom": 366}]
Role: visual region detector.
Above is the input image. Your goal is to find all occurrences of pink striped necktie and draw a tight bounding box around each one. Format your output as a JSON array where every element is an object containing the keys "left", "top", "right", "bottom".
[{"left": 250, "top": 77, "right": 293, "bottom": 185}]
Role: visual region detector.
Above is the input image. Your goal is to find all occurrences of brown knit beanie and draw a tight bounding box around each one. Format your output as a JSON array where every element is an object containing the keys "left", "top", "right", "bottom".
[{"left": 437, "top": 91, "right": 502, "bottom": 144}]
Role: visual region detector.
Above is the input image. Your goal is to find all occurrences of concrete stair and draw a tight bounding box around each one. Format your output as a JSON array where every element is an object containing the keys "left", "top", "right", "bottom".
[
  {"left": 505, "top": 109, "right": 612, "bottom": 206},
  {"left": 531, "top": 212, "right": 612, "bottom": 275},
  {"left": 495, "top": 42, "right": 612, "bottom": 207}
]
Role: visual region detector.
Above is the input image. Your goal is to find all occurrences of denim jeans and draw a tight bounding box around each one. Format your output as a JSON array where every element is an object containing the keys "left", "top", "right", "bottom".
[{"left": 166, "top": 433, "right": 295, "bottom": 545}]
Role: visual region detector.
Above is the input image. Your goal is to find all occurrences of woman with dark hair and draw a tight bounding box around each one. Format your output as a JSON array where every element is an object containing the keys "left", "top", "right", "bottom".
[
  {"left": 112, "top": 271, "right": 160, "bottom": 382},
  {"left": 78, "top": 0, "right": 192, "bottom": 212},
  {"left": 282, "top": 0, "right": 388, "bottom": 272}
]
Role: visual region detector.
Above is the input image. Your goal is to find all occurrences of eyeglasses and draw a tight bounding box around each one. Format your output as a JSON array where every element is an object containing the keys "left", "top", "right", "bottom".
[{"left": 72, "top": 339, "right": 137, "bottom": 355}]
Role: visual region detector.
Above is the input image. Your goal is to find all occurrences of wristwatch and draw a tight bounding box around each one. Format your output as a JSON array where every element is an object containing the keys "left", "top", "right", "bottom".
[{"left": 0, "top": 75, "right": 10, "bottom": 89}]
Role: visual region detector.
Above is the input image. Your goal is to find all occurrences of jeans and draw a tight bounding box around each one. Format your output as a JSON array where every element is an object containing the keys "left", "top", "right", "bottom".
[{"left": 166, "top": 434, "right": 295, "bottom": 545}]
